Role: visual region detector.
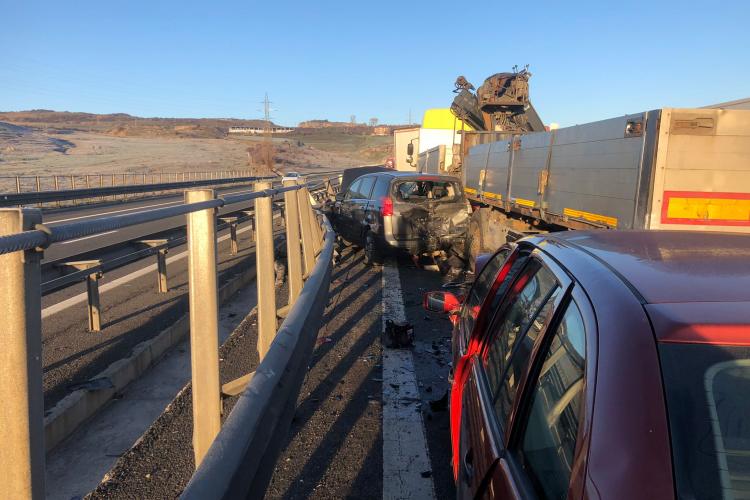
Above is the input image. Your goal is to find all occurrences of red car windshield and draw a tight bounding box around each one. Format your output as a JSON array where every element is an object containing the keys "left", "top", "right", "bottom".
[{"left": 659, "top": 343, "right": 750, "bottom": 498}]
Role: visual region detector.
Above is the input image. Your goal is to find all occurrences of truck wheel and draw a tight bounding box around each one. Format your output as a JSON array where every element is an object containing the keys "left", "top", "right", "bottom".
[
  {"left": 466, "top": 208, "right": 491, "bottom": 272},
  {"left": 363, "top": 231, "right": 382, "bottom": 266},
  {"left": 467, "top": 220, "right": 483, "bottom": 272}
]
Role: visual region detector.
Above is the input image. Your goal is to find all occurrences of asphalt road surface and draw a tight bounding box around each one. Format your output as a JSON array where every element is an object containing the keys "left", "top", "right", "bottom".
[
  {"left": 85, "top": 245, "right": 459, "bottom": 498},
  {"left": 41, "top": 211, "right": 279, "bottom": 410}
]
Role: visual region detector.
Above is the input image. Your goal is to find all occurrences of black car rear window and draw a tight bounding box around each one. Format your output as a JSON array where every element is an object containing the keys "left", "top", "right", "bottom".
[
  {"left": 394, "top": 180, "right": 461, "bottom": 202},
  {"left": 659, "top": 343, "right": 750, "bottom": 499}
]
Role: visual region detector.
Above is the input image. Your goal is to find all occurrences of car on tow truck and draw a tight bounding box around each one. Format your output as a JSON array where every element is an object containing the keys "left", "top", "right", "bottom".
[
  {"left": 331, "top": 171, "right": 469, "bottom": 265},
  {"left": 424, "top": 230, "right": 750, "bottom": 499}
]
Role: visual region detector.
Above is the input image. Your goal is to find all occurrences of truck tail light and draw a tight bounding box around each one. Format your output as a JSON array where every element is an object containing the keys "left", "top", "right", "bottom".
[{"left": 381, "top": 196, "right": 394, "bottom": 216}]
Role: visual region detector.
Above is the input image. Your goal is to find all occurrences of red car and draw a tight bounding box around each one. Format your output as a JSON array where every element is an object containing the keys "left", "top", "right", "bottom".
[{"left": 425, "top": 231, "right": 750, "bottom": 499}]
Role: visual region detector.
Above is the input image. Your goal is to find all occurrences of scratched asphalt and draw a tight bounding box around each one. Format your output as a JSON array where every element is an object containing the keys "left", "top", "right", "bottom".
[{"left": 82, "top": 244, "right": 456, "bottom": 498}]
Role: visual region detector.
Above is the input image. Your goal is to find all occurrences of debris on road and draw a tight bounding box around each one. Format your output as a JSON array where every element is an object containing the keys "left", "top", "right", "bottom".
[{"left": 385, "top": 319, "right": 414, "bottom": 348}]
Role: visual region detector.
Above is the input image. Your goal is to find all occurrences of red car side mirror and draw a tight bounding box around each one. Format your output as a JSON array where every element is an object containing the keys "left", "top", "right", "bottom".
[{"left": 423, "top": 291, "right": 461, "bottom": 313}]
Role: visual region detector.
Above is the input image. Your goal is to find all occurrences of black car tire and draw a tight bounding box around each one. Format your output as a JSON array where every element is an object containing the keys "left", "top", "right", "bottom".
[{"left": 363, "top": 231, "right": 383, "bottom": 266}]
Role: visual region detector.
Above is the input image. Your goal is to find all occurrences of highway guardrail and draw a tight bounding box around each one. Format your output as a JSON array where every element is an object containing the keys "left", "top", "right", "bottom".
[
  {"left": 0, "top": 169, "right": 344, "bottom": 208},
  {"left": 0, "top": 175, "right": 335, "bottom": 499}
]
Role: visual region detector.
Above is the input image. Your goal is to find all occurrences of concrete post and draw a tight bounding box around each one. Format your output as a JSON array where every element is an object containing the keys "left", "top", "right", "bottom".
[
  {"left": 185, "top": 189, "right": 221, "bottom": 467},
  {"left": 283, "top": 180, "right": 303, "bottom": 304},
  {"left": 297, "top": 179, "right": 315, "bottom": 277},
  {"left": 254, "top": 181, "right": 276, "bottom": 358},
  {"left": 0, "top": 209, "right": 45, "bottom": 500}
]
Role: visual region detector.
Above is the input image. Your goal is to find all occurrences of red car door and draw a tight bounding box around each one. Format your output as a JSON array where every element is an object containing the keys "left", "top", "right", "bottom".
[
  {"left": 451, "top": 248, "right": 530, "bottom": 481},
  {"left": 456, "top": 252, "right": 573, "bottom": 498},
  {"left": 485, "top": 286, "right": 596, "bottom": 500}
]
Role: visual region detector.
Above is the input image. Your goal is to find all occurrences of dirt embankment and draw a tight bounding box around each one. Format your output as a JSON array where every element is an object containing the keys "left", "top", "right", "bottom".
[
  {"left": 0, "top": 111, "right": 394, "bottom": 181},
  {"left": 0, "top": 110, "right": 271, "bottom": 140}
]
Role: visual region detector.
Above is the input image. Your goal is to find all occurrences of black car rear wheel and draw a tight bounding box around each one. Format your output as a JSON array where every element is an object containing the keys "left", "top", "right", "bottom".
[{"left": 363, "top": 231, "right": 382, "bottom": 266}]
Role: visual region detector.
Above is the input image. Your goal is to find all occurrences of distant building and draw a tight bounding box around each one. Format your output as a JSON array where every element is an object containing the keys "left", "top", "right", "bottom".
[
  {"left": 228, "top": 126, "right": 294, "bottom": 135},
  {"left": 373, "top": 126, "right": 392, "bottom": 136},
  {"left": 298, "top": 119, "right": 354, "bottom": 128}
]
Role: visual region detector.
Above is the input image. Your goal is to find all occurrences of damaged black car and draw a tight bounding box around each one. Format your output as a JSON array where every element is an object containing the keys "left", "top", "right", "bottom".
[{"left": 330, "top": 171, "right": 469, "bottom": 266}]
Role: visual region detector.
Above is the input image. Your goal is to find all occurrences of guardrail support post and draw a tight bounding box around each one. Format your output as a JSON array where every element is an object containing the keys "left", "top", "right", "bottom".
[
  {"left": 185, "top": 189, "right": 221, "bottom": 467},
  {"left": 250, "top": 216, "right": 256, "bottom": 242},
  {"left": 283, "top": 180, "right": 303, "bottom": 304},
  {"left": 304, "top": 187, "right": 323, "bottom": 255},
  {"left": 230, "top": 222, "right": 238, "bottom": 255},
  {"left": 138, "top": 240, "right": 169, "bottom": 293},
  {"left": 0, "top": 208, "right": 45, "bottom": 500},
  {"left": 87, "top": 272, "right": 102, "bottom": 331},
  {"left": 157, "top": 248, "right": 168, "bottom": 292},
  {"left": 297, "top": 179, "right": 316, "bottom": 277},
  {"left": 54, "top": 176, "right": 61, "bottom": 207},
  {"left": 220, "top": 217, "right": 239, "bottom": 255},
  {"left": 254, "top": 181, "right": 276, "bottom": 358}
]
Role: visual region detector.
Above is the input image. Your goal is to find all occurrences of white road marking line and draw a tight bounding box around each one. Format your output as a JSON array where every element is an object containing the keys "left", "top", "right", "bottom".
[
  {"left": 47, "top": 201, "right": 181, "bottom": 224},
  {"left": 382, "top": 261, "right": 436, "bottom": 500},
  {"left": 46, "top": 187, "right": 255, "bottom": 225},
  {"left": 59, "top": 230, "right": 117, "bottom": 244},
  {"left": 42, "top": 213, "right": 279, "bottom": 319}
]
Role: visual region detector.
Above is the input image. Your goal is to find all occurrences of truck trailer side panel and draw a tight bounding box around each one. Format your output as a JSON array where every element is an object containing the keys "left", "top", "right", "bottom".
[
  {"left": 464, "top": 108, "right": 750, "bottom": 233},
  {"left": 649, "top": 108, "right": 750, "bottom": 232},
  {"left": 544, "top": 114, "right": 646, "bottom": 229}
]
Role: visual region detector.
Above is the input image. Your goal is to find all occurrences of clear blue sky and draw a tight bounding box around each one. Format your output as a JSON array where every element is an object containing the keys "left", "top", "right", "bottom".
[{"left": 1, "top": 0, "right": 748, "bottom": 127}]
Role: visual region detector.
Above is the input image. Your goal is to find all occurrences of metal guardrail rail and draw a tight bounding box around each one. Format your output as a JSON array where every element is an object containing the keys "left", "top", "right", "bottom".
[
  {"left": 0, "top": 170, "right": 255, "bottom": 192},
  {"left": 0, "top": 175, "right": 337, "bottom": 499},
  {"left": 0, "top": 169, "right": 344, "bottom": 208},
  {"left": 0, "top": 175, "right": 277, "bottom": 208},
  {"left": 182, "top": 219, "right": 334, "bottom": 499}
]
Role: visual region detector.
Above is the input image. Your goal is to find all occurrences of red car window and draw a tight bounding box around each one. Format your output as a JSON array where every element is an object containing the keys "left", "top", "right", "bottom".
[
  {"left": 514, "top": 301, "right": 586, "bottom": 500},
  {"left": 483, "top": 262, "right": 560, "bottom": 429},
  {"left": 461, "top": 249, "right": 510, "bottom": 333},
  {"left": 462, "top": 249, "right": 527, "bottom": 349},
  {"left": 659, "top": 343, "right": 750, "bottom": 498}
]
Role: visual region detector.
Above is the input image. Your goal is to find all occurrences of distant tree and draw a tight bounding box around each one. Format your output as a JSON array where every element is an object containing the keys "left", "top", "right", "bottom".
[{"left": 368, "top": 118, "right": 378, "bottom": 127}]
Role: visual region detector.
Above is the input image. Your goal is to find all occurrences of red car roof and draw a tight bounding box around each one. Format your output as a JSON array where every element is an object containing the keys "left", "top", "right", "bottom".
[
  {"left": 547, "top": 230, "right": 750, "bottom": 304},
  {"left": 539, "top": 230, "right": 750, "bottom": 345}
]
